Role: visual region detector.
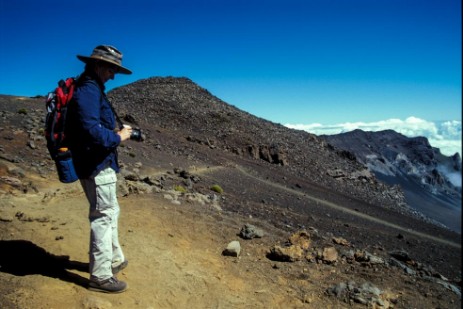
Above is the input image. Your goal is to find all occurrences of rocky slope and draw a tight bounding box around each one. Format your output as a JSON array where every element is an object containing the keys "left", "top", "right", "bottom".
[
  {"left": 109, "top": 77, "right": 408, "bottom": 213},
  {"left": 321, "top": 129, "right": 462, "bottom": 233},
  {"left": 0, "top": 78, "right": 461, "bottom": 308}
]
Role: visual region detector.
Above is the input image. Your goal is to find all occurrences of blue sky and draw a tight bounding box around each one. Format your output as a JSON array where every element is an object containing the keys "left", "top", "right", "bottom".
[{"left": 1, "top": 0, "right": 461, "bottom": 156}]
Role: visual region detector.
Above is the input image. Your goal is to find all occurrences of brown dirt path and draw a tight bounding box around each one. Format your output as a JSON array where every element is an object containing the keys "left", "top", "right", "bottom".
[{"left": 0, "top": 180, "right": 331, "bottom": 309}]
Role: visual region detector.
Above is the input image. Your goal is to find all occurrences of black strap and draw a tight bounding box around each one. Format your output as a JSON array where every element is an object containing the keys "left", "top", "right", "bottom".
[
  {"left": 98, "top": 90, "right": 123, "bottom": 129},
  {"left": 108, "top": 100, "right": 124, "bottom": 130}
]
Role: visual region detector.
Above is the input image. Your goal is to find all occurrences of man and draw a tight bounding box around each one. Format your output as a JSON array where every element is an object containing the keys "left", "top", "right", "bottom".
[{"left": 66, "top": 45, "right": 133, "bottom": 293}]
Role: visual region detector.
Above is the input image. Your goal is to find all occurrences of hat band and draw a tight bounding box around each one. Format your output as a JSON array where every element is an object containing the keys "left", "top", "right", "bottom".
[{"left": 92, "top": 48, "right": 122, "bottom": 65}]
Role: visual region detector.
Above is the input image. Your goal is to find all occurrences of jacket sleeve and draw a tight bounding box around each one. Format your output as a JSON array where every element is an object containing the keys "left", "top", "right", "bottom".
[{"left": 74, "top": 82, "right": 121, "bottom": 149}]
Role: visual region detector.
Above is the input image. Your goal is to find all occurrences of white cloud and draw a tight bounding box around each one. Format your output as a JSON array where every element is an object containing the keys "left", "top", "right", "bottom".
[
  {"left": 438, "top": 165, "right": 462, "bottom": 187},
  {"left": 285, "top": 117, "right": 462, "bottom": 157}
]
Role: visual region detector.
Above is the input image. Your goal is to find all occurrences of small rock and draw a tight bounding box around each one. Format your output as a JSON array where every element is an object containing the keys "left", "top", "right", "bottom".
[
  {"left": 326, "top": 282, "right": 347, "bottom": 297},
  {"left": 27, "top": 140, "right": 37, "bottom": 149},
  {"left": 389, "top": 249, "right": 411, "bottom": 262},
  {"left": 289, "top": 230, "right": 311, "bottom": 250},
  {"left": 322, "top": 246, "right": 338, "bottom": 264},
  {"left": 365, "top": 251, "right": 384, "bottom": 264},
  {"left": 0, "top": 212, "right": 14, "bottom": 222},
  {"left": 267, "top": 245, "right": 303, "bottom": 262},
  {"left": 223, "top": 240, "right": 241, "bottom": 257},
  {"left": 239, "top": 224, "right": 264, "bottom": 239},
  {"left": 82, "top": 295, "right": 113, "bottom": 309},
  {"left": 332, "top": 236, "right": 350, "bottom": 246}
]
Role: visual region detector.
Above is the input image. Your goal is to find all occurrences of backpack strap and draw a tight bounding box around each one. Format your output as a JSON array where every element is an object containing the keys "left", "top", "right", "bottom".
[
  {"left": 106, "top": 96, "right": 124, "bottom": 130},
  {"left": 55, "top": 78, "right": 75, "bottom": 145}
]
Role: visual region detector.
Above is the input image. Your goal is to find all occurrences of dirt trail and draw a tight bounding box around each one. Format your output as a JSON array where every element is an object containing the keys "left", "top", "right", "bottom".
[
  {"left": 0, "top": 179, "right": 324, "bottom": 309},
  {"left": 235, "top": 165, "right": 461, "bottom": 248}
]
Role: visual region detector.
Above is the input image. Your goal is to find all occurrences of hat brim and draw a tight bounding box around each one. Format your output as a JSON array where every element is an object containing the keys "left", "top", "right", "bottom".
[{"left": 77, "top": 55, "right": 132, "bottom": 75}]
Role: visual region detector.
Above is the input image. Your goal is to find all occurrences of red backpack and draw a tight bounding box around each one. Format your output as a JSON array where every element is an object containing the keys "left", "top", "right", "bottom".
[{"left": 44, "top": 77, "right": 78, "bottom": 183}]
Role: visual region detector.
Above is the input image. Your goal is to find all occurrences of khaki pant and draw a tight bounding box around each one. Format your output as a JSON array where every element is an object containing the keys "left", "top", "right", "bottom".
[{"left": 80, "top": 167, "right": 125, "bottom": 282}]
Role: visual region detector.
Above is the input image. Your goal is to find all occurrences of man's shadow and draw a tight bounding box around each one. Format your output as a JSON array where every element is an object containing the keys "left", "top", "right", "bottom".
[{"left": 0, "top": 240, "right": 89, "bottom": 288}]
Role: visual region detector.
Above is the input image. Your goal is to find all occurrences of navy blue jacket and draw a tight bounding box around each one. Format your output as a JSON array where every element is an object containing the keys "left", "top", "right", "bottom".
[{"left": 66, "top": 72, "right": 121, "bottom": 179}]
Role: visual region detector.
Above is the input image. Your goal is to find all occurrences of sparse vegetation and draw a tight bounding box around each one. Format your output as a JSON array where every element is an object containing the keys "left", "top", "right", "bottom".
[
  {"left": 174, "top": 185, "right": 187, "bottom": 193},
  {"left": 210, "top": 184, "right": 223, "bottom": 194},
  {"left": 17, "top": 108, "right": 27, "bottom": 115}
]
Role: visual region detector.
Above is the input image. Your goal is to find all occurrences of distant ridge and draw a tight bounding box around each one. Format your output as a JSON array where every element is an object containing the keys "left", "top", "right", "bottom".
[{"left": 321, "top": 129, "right": 462, "bottom": 232}]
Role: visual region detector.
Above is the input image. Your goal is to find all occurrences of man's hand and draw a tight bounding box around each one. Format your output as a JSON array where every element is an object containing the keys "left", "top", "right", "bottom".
[{"left": 118, "top": 125, "right": 133, "bottom": 142}]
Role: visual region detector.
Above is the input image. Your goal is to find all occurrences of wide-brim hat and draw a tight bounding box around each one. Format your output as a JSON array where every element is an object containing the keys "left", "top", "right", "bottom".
[{"left": 77, "top": 45, "right": 132, "bottom": 74}]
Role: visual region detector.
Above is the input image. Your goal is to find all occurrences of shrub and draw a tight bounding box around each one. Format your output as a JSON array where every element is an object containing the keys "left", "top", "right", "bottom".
[
  {"left": 210, "top": 184, "right": 223, "bottom": 194},
  {"left": 174, "top": 185, "right": 187, "bottom": 193},
  {"left": 17, "top": 108, "right": 27, "bottom": 115}
]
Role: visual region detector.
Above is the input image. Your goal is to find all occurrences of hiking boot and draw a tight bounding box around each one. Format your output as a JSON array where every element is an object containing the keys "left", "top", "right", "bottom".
[
  {"left": 112, "top": 259, "right": 128, "bottom": 274},
  {"left": 88, "top": 277, "right": 127, "bottom": 293}
]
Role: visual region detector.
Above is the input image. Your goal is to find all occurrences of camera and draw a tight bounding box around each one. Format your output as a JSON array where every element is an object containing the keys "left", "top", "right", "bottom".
[
  {"left": 130, "top": 128, "right": 143, "bottom": 141},
  {"left": 122, "top": 124, "right": 144, "bottom": 141}
]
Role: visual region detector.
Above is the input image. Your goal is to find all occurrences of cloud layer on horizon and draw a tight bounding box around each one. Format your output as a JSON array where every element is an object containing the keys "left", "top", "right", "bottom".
[{"left": 285, "top": 117, "right": 462, "bottom": 157}]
